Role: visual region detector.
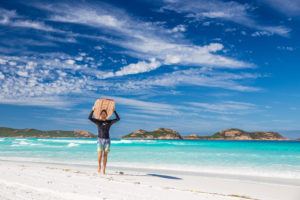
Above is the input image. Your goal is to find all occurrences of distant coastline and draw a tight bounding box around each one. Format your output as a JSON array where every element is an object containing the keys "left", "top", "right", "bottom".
[
  {"left": 122, "top": 128, "right": 291, "bottom": 141},
  {"left": 0, "top": 127, "right": 96, "bottom": 138},
  {"left": 1, "top": 126, "right": 299, "bottom": 141}
]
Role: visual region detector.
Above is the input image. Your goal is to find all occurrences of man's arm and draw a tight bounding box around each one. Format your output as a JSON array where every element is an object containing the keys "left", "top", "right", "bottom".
[
  {"left": 110, "top": 110, "right": 120, "bottom": 124},
  {"left": 88, "top": 110, "right": 101, "bottom": 124}
]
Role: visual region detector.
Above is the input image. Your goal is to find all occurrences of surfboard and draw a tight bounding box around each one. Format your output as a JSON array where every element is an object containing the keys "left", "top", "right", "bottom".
[{"left": 93, "top": 98, "right": 115, "bottom": 120}]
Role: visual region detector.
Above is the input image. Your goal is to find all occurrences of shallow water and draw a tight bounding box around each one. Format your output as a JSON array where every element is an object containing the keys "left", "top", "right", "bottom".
[{"left": 1, "top": 138, "right": 300, "bottom": 179}]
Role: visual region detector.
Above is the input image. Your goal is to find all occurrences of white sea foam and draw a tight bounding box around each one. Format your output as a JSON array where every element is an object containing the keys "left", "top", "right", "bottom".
[
  {"left": 37, "top": 139, "right": 95, "bottom": 144},
  {"left": 19, "top": 141, "right": 30, "bottom": 145},
  {"left": 10, "top": 141, "right": 41, "bottom": 147},
  {"left": 162, "top": 141, "right": 187, "bottom": 145},
  {"left": 112, "top": 140, "right": 157, "bottom": 144},
  {"left": 11, "top": 141, "right": 31, "bottom": 146},
  {"left": 130, "top": 140, "right": 155, "bottom": 143},
  {"left": 113, "top": 140, "right": 195, "bottom": 146},
  {"left": 67, "top": 143, "right": 79, "bottom": 147},
  {"left": 111, "top": 140, "right": 133, "bottom": 144}
]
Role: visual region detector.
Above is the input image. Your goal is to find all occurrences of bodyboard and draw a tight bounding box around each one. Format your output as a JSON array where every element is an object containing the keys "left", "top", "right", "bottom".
[{"left": 93, "top": 98, "right": 115, "bottom": 120}]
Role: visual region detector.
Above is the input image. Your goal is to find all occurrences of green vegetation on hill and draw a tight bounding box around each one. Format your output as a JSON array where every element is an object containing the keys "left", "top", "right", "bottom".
[
  {"left": 211, "top": 128, "right": 285, "bottom": 140},
  {"left": 0, "top": 127, "right": 96, "bottom": 138},
  {"left": 122, "top": 128, "right": 182, "bottom": 139},
  {"left": 183, "top": 134, "right": 212, "bottom": 140},
  {"left": 124, "top": 128, "right": 286, "bottom": 140}
]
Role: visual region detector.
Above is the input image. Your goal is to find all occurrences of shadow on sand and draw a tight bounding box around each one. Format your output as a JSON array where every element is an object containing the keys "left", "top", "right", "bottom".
[
  {"left": 110, "top": 171, "right": 182, "bottom": 180},
  {"left": 147, "top": 173, "right": 182, "bottom": 180}
]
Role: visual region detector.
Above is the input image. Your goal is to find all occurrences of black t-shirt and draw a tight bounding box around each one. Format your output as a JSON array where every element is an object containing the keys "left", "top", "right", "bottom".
[{"left": 88, "top": 110, "right": 120, "bottom": 139}]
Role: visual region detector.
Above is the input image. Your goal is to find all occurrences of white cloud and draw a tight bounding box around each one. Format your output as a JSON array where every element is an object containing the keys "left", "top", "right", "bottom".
[
  {"left": 0, "top": 8, "right": 61, "bottom": 32},
  {"left": 0, "top": 72, "right": 5, "bottom": 79},
  {"left": 0, "top": 54, "right": 92, "bottom": 108},
  {"left": 94, "top": 46, "right": 102, "bottom": 50},
  {"left": 0, "top": 96, "right": 73, "bottom": 108},
  {"left": 9, "top": 61, "right": 17, "bottom": 66},
  {"left": 0, "top": 58, "right": 7, "bottom": 64},
  {"left": 162, "top": 0, "right": 290, "bottom": 37},
  {"left": 16, "top": 71, "right": 29, "bottom": 77},
  {"left": 188, "top": 101, "right": 257, "bottom": 114},
  {"left": 50, "top": 8, "right": 124, "bottom": 30},
  {"left": 11, "top": 20, "right": 56, "bottom": 32},
  {"left": 26, "top": 61, "right": 37, "bottom": 69},
  {"left": 0, "top": 38, "right": 58, "bottom": 48},
  {"left": 0, "top": 8, "right": 16, "bottom": 24},
  {"left": 65, "top": 59, "right": 75, "bottom": 65},
  {"left": 33, "top": 2, "right": 251, "bottom": 75},
  {"left": 241, "top": 31, "right": 247, "bottom": 35},
  {"left": 120, "top": 40, "right": 249, "bottom": 69},
  {"left": 170, "top": 24, "right": 186, "bottom": 33},
  {"left": 107, "top": 96, "right": 179, "bottom": 116},
  {"left": 107, "top": 68, "right": 261, "bottom": 92},
  {"left": 260, "top": 0, "right": 300, "bottom": 16},
  {"left": 277, "top": 46, "right": 295, "bottom": 51},
  {"left": 114, "top": 58, "right": 161, "bottom": 76},
  {"left": 202, "top": 21, "right": 211, "bottom": 26},
  {"left": 251, "top": 31, "right": 273, "bottom": 37},
  {"left": 100, "top": 59, "right": 162, "bottom": 78},
  {"left": 0, "top": 2, "right": 261, "bottom": 109},
  {"left": 225, "top": 28, "right": 237, "bottom": 32}
]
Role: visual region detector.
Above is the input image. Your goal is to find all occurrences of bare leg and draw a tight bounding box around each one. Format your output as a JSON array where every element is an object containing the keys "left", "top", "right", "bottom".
[
  {"left": 98, "top": 151, "right": 103, "bottom": 173},
  {"left": 103, "top": 152, "right": 108, "bottom": 174}
]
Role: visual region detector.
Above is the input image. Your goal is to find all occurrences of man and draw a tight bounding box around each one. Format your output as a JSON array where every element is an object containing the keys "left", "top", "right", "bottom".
[{"left": 88, "top": 108, "right": 120, "bottom": 174}]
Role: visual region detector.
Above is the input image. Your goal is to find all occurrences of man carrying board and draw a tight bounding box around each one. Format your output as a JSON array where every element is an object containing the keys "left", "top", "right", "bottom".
[{"left": 88, "top": 99, "right": 120, "bottom": 174}]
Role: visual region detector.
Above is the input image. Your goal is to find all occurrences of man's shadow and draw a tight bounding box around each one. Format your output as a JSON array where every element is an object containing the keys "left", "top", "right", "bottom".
[
  {"left": 147, "top": 173, "right": 182, "bottom": 180},
  {"left": 111, "top": 171, "right": 182, "bottom": 180}
]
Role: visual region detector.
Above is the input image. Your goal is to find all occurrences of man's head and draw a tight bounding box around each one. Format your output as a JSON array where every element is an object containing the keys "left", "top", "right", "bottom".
[{"left": 100, "top": 109, "right": 108, "bottom": 120}]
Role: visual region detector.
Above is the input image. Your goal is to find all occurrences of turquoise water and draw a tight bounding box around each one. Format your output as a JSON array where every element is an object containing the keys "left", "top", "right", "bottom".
[{"left": 0, "top": 138, "right": 300, "bottom": 179}]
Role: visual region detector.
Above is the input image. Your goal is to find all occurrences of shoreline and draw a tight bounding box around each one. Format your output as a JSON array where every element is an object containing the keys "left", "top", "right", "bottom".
[
  {"left": 122, "top": 138, "right": 295, "bottom": 141},
  {"left": 1, "top": 137, "right": 299, "bottom": 141},
  {"left": 0, "top": 160, "right": 300, "bottom": 200},
  {"left": 1, "top": 157, "right": 300, "bottom": 181},
  {"left": 1, "top": 158, "right": 300, "bottom": 185}
]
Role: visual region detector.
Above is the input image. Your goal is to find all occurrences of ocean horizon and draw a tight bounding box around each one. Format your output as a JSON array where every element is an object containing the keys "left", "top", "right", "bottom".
[{"left": 1, "top": 137, "right": 299, "bottom": 179}]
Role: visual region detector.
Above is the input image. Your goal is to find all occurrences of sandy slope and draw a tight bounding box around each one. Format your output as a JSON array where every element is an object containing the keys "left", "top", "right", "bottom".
[{"left": 0, "top": 160, "right": 299, "bottom": 200}]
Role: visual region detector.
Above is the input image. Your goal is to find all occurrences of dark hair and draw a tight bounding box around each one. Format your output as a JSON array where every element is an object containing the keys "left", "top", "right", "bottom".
[{"left": 100, "top": 110, "right": 107, "bottom": 115}]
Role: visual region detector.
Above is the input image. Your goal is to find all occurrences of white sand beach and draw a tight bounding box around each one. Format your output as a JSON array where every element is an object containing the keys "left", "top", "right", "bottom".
[{"left": 0, "top": 160, "right": 299, "bottom": 200}]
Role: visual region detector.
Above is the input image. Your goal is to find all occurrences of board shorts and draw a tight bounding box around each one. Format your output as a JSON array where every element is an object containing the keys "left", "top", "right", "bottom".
[{"left": 97, "top": 138, "right": 111, "bottom": 152}]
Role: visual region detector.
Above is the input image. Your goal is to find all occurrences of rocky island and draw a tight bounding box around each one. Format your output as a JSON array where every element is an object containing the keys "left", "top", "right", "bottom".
[
  {"left": 208, "top": 128, "right": 286, "bottom": 140},
  {"left": 123, "top": 128, "right": 287, "bottom": 140},
  {"left": 0, "top": 127, "right": 96, "bottom": 138},
  {"left": 122, "top": 128, "right": 182, "bottom": 139},
  {"left": 183, "top": 134, "right": 211, "bottom": 140}
]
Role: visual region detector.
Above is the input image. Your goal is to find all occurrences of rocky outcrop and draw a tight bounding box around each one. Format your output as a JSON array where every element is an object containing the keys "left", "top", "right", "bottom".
[
  {"left": 73, "top": 130, "right": 95, "bottom": 138},
  {"left": 122, "top": 128, "right": 182, "bottom": 139},
  {"left": 211, "top": 129, "right": 286, "bottom": 140},
  {"left": 183, "top": 134, "right": 211, "bottom": 140},
  {"left": 123, "top": 128, "right": 286, "bottom": 140},
  {"left": 184, "top": 134, "right": 201, "bottom": 140},
  {"left": 0, "top": 127, "right": 96, "bottom": 138}
]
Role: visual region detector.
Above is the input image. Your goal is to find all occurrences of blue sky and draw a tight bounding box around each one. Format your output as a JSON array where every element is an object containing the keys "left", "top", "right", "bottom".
[{"left": 0, "top": 0, "right": 299, "bottom": 138}]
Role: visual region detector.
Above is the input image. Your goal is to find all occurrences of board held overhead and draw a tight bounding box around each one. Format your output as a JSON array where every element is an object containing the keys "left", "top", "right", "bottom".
[{"left": 93, "top": 98, "right": 115, "bottom": 120}]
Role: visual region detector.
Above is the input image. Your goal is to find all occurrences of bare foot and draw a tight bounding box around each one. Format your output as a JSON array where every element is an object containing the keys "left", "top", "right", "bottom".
[{"left": 98, "top": 167, "right": 101, "bottom": 174}]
